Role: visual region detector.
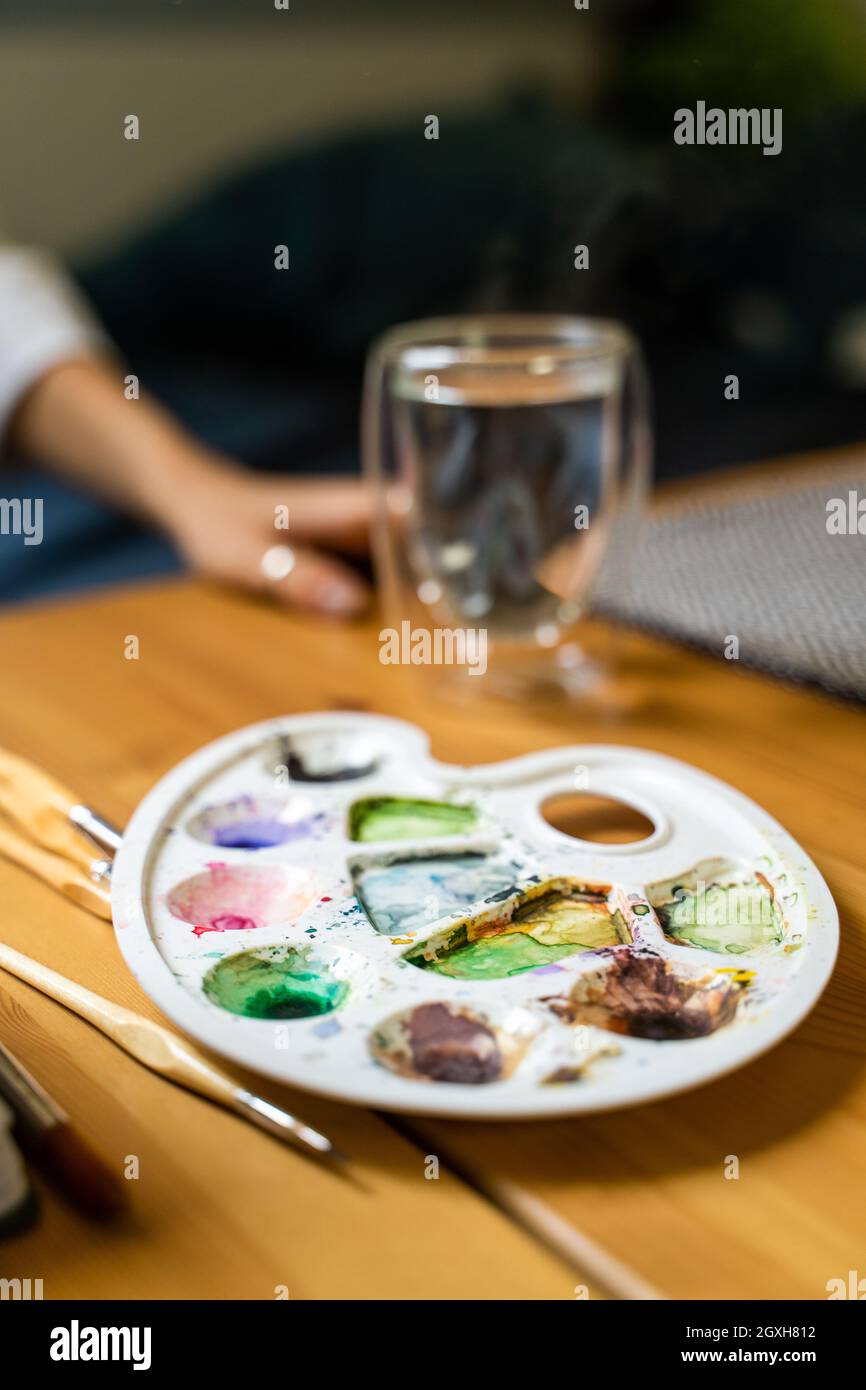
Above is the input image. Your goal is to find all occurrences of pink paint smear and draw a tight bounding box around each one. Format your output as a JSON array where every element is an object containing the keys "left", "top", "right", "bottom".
[{"left": 166, "top": 861, "right": 318, "bottom": 937}]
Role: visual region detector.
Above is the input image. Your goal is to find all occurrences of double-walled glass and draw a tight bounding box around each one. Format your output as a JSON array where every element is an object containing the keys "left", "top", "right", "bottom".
[{"left": 363, "top": 314, "right": 651, "bottom": 697}]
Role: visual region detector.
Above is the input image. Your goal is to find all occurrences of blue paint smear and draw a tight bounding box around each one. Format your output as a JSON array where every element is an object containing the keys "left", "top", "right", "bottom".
[
  {"left": 312, "top": 1018, "right": 343, "bottom": 1038},
  {"left": 354, "top": 853, "right": 520, "bottom": 936}
]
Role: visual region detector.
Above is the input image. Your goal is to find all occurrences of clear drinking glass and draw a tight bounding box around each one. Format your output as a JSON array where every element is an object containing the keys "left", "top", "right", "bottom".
[{"left": 363, "top": 315, "right": 651, "bottom": 698}]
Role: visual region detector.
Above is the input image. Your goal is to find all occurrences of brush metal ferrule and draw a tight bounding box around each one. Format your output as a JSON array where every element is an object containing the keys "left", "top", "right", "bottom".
[
  {"left": 231, "top": 1088, "right": 334, "bottom": 1155},
  {"left": 68, "top": 805, "right": 124, "bottom": 861}
]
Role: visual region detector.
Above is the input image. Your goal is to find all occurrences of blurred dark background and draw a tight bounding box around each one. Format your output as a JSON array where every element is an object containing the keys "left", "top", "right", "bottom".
[{"left": 2, "top": 0, "right": 866, "bottom": 597}]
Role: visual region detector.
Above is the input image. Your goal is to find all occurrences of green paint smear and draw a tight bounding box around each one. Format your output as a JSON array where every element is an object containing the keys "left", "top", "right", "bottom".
[
  {"left": 657, "top": 882, "right": 782, "bottom": 954},
  {"left": 348, "top": 796, "right": 477, "bottom": 843},
  {"left": 412, "top": 892, "right": 627, "bottom": 981},
  {"left": 203, "top": 946, "right": 349, "bottom": 1019},
  {"left": 517, "top": 896, "right": 621, "bottom": 947},
  {"left": 429, "top": 932, "right": 582, "bottom": 979}
]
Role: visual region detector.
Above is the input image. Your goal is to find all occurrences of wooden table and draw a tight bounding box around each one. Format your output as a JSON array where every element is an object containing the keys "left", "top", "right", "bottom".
[{"left": 1, "top": 512, "right": 864, "bottom": 1299}]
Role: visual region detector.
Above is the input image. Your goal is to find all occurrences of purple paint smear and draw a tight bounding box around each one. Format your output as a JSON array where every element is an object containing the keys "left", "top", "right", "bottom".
[
  {"left": 211, "top": 813, "right": 328, "bottom": 850},
  {"left": 189, "top": 798, "right": 327, "bottom": 850},
  {"left": 211, "top": 819, "right": 295, "bottom": 849}
]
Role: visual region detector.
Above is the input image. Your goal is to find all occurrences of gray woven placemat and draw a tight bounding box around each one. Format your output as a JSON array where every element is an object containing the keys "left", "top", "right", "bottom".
[{"left": 597, "top": 461, "right": 866, "bottom": 702}]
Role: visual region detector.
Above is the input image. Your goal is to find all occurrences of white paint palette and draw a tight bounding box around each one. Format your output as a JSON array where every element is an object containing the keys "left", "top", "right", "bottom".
[{"left": 111, "top": 714, "right": 838, "bottom": 1118}]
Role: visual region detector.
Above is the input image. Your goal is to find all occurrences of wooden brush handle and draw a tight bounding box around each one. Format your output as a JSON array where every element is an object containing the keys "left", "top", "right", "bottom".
[
  {"left": 0, "top": 822, "right": 111, "bottom": 919},
  {"left": 0, "top": 943, "right": 238, "bottom": 1107},
  {"left": 0, "top": 747, "right": 95, "bottom": 873}
]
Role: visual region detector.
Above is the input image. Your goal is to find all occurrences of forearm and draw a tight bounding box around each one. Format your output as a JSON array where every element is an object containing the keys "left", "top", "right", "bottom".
[
  {"left": 0, "top": 247, "right": 369, "bottom": 616},
  {"left": 5, "top": 350, "right": 369, "bottom": 616},
  {"left": 8, "top": 356, "right": 226, "bottom": 530}
]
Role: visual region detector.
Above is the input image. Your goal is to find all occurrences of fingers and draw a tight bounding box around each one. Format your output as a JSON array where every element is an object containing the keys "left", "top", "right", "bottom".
[
  {"left": 259, "top": 477, "right": 373, "bottom": 555},
  {"left": 263, "top": 541, "right": 370, "bottom": 617}
]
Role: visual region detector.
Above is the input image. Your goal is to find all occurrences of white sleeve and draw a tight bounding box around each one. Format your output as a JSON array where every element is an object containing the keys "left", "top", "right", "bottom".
[{"left": 0, "top": 243, "right": 113, "bottom": 443}]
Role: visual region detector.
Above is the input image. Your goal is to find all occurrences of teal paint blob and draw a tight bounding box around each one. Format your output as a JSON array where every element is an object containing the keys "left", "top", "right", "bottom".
[{"left": 203, "top": 944, "right": 349, "bottom": 1020}]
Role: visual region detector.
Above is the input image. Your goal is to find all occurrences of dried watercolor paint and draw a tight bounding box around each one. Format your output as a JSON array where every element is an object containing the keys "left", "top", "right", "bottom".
[
  {"left": 648, "top": 859, "right": 783, "bottom": 954},
  {"left": 404, "top": 878, "right": 626, "bottom": 980},
  {"left": 370, "top": 1002, "right": 529, "bottom": 1085},
  {"left": 186, "top": 795, "right": 323, "bottom": 850},
  {"left": 276, "top": 731, "right": 380, "bottom": 783},
  {"left": 545, "top": 950, "right": 745, "bottom": 1040},
  {"left": 166, "top": 863, "right": 317, "bottom": 937},
  {"left": 542, "top": 1042, "right": 621, "bottom": 1085},
  {"left": 348, "top": 796, "right": 478, "bottom": 843},
  {"left": 203, "top": 944, "right": 348, "bottom": 1019},
  {"left": 352, "top": 852, "right": 519, "bottom": 936},
  {"left": 116, "top": 712, "right": 833, "bottom": 1115}
]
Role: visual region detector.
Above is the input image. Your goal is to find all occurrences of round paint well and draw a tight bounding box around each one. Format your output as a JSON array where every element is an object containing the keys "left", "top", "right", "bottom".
[
  {"left": 203, "top": 944, "right": 349, "bottom": 1020},
  {"left": 545, "top": 950, "right": 746, "bottom": 1040},
  {"left": 369, "top": 1002, "right": 535, "bottom": 1085},
  {"left": 185, "top": 795, "right": 322, "bottom": 849},
  {"left": 166, "top": 863, "right": 318, "bottom": 937},
  {"left": 370, "top": 1002, "right": 504, "bottom": 1084},
  {"left": 269, "top": 730, "right": 381, "bottom": 783}
]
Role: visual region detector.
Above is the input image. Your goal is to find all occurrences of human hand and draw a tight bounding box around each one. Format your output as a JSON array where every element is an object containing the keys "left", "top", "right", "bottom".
[
  {"left": 164, "top": 463, "right": 372, "bottom": 617},
  {"left": 10, "top": 358, "right": 373, "bottom": 618}
]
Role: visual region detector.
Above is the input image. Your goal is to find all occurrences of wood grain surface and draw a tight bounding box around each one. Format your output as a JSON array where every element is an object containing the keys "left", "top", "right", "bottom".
[{"left": 0, "top": 533, "right": 863, "bottom": 1298}]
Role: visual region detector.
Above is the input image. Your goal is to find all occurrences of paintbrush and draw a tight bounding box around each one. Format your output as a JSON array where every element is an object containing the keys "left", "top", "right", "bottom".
[
  {"left": 0, "top": 942, "right": 345, "bottom": 1167},
  {"left": 0, "top": 1034, "right": 125, "bottom": 1219},
  {"left": 0, "top": 746, "right": 120, "bottom": 872},
  {"left": 0, "top": 747, "right": 118, "bottom": 918},
  {"left": 0, "top": 749, "right": 345, "bottom": 1165}
]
